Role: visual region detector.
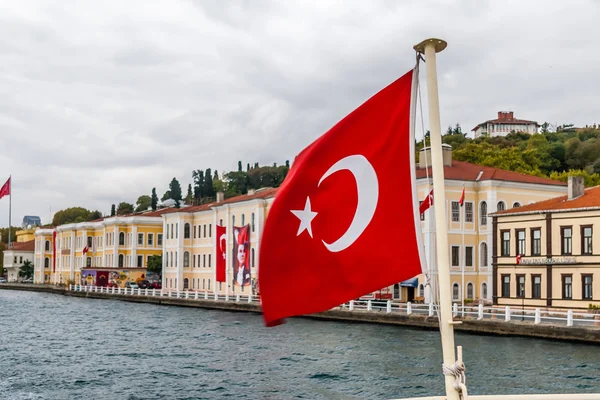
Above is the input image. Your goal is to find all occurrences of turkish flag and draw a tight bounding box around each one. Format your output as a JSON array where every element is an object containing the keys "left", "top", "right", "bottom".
[
  {"left": 0, "top": 177, "right": 10, "bottom": 200},
  {"left": 419, "top": 189, "right": 434, "bottom": 215},
  {"left": 216, "top": 225, "right": 227, "bottom": 282},
  {"left": 259, "top": 69, "right": 425, "bottom": 326},
  {"left": 52, "top": 230, "right": 57, "bottom": 273},
  {"left": 459, "top": 185, "right": 465, "bottom": 207},
  {"left": 83, "top": 246, "right": 89, "bottom": 254}
]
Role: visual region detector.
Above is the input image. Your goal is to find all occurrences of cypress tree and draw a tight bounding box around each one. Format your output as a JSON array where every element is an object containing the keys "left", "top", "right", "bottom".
[{"left": 110, "top": 204, "right": 116, "bottom": 216}]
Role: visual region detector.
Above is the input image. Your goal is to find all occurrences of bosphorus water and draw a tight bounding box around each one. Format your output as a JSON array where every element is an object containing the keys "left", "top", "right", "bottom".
[{"left": 1, "top": 290, "right": 599, "bottom": 400}]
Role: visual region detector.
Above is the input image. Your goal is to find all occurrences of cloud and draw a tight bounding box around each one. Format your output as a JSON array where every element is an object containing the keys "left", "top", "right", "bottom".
[{"left": 1, "top": 0, "right": 600, "bottom": 226}]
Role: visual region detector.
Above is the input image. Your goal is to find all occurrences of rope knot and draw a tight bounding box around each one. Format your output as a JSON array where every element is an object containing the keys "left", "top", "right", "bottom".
[{"left": 442, "top": 361, "right": 468, "bottom": 399}]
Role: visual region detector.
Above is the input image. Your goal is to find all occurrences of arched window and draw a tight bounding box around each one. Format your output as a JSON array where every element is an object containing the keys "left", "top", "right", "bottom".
[
  {"left": 175, "top": 251, "right": 178, "bottom": 268},
  {"left": 467, "top": 283, "right": 474, "bottom": 299},
  {"left": 45, "top": 240, "right": 50, "bottom": 252},
  {"left": 251, "top": 213, "right": 255, "bottom": 232},
  {"left": 183, "top": 252, "right": 190, "bottom": 268},
  {"left": 482, "top": 282, "right": 488, "bottom": 299},
  {"left": 480, "top": 242, "right": 488, "bottom": 267},
  {"left": 44, "top": 258, "right": 49, "bottom": 269},
  {"left": 512, "top": 202, "right": 521, "bottom": 208},
  {"left": 119, "top": 232, "right": 125, "bottom": 246},
  {"left": 192, "top": 279, "right": 195, "bottom": 289},
  {"left": 497, "top": 201, "right": 506, "bottom": 212},
  {"left": 452, "top": 283, "right": 460, "bottom": 301},
  {"left": 118, "top": 254, "right": 124, "bottom": 268},
  {"left": 419, "top": 284, "right": 424, "bottom": 298},
  {"left": 184, "top": 278, "right": 189, "bottom": 289},
  {"left": 480, "top": 202, "right": 487, "bottom": 226},
  {"left": 86, "top": 257, "right": 92, "bottom": 268},
  {"left": 184, "top": 223, "right": 190, "bottom": 239},
  {"left": 251, "top": 248, "right": 255, "bottom": 268},
  {"left": 241, "top": 214, "right": 245, "bottom": 226}
]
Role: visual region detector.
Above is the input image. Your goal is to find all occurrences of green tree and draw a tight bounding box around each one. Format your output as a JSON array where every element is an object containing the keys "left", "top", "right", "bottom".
[
  {"left": 185, "top": 184, "right": 193, "bottom": 204},
  {"left": 238, "top": 161, "right": 243, "bottom": 172},
  {"left": 214, "top": 170, "right": 219, "bottom": 180},
  {"left": 146, "top": 255, "right": 162, "bottom": 277},
  {"left": 90, "top": 210, "right": 102, "bottom": 220},
  {"left": 151, "top": 188, "right": 158, "bottom": 211},
  {"left": 192, "top": 169, "right": 204, "bottom": 202},
  {"left": 204, "top": 168, "right": 214, "bottom": 198},
  {"left": 213, "top": 178, "right": 225, "bottom": 194},
  {"left": 549, "top": 169, "right": 600, "bottom": 187},
  {"left": 135, "top": 195, "right": 152, "bottom": 212},
  {"left": 285, "top": 160, "right": 290, "bottom": 168},
  {"left": 224, "top": 171, "right": 248, "bottom": 196},
  {"left": 110, "top": 204, "right": 116, "bottom": 216},
  {"left": 19, "top": 260, "right": 34, "bottom": 279},
  {"left": 116, "top": 202, "right": 134, "bottom": 215},
  {"left": 169, "top": 177, "right": 183, "bottom": 208},
  {"left": 0, "top": 227, "right": 18, "bottom": 244},
  {"left": 53, "top": 207, "right": 93, "bottom": 226},
  {"left": 161, "top": 190, "right": 171, "bottom": 201}
]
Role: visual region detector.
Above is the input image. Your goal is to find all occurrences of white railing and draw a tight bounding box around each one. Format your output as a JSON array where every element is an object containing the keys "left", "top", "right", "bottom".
[{"left": 68, "top": 285, "right": 600, "bottom": 328}]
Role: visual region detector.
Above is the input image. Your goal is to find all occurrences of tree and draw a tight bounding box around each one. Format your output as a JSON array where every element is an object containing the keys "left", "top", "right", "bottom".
[
  {"left": 214, "top": 170, "right": 219, "bottom": 181},
  {"left": 185, "top": 184, "right": 193, "bottom": 204},
  {"left": 169, "top": 177, "right": 183, "bottom": 208},
  {"left": 53, "top": 207, "right": 94, "bottom": 226},
  {"left": 110, "top": 204, "right": 116, "bottom": 216},
  {"left": 135, "top": 195, "right": 152, "bottom": 212},
  {"left": 446, "top": 125, "right": 454, "bottom": 135},
  {"left": 238, "top": 161, "right": 242, "bottom": 172},
  {"left": 116, "top": 202, "right": 134, "bottom": 215},
  {"left": 0, "top": 227, "right": 18, "bottom": 243},
  {"left": 285, "top": 160, "right": 290, "bottom": 168},
  {"left": 161, "top": 190, "right": 171, "bottom": 201},
  {"left": 19, "top": 260, "right": 34, "bottom": 279},
  {"left": 146, "top": 255, "right": 162, "bottom": 277},
  {"left": 213, "top": 177, "right": 225, "bottom": 194},
  {"left": 192, "top": 169, "right": 204, "bottom": 202},
  {"left": 204, "top": 168, "right": 214, "bottom": 198},
  {"left": 90, "top": 210, "right": 102, "bottom": 220},
  {"left": 247, "top": 163, "right": 250, "bottom": 172},
  {"left": 151, "top": 188, "right": 158, "bottom": 211}
]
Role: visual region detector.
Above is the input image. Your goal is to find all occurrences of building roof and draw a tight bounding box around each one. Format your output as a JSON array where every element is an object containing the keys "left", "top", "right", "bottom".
[
  {"left": 493, "top": 185, "right": 600, "bottom": 216},
  {"left": 416, "top": 160, "right": 566, "bottom": 187},
  {"left": 161, "top": 188, "right": 278, "bottom": 215},
  {"left": 5, "top": 240, "right": 35, "bottom": 252}
]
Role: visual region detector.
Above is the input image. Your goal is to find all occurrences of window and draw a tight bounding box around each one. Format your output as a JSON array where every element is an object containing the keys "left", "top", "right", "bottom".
[
  {"left": 465, "top": 202, "right": 473, "bottom": 223},
  {"left": 208, "top": 279, "right": 211, "bottom": 290},
  {"left": 451, "top": 246, "right": 460, "bottom": 267},
  {"left": 497, "top": 201, "right": 506, "bottom": 212},
  {"left": 465, "top": 247, "right": 473, "bottom": 267},
  {"left": 251, "top": 248, "right": 255, "bottom": 268},
  {"left": 501, "top": 231, "right": 510, "bottom": 256},
  {"left": 219, "top": 219, "right": 223, "bottom": 226},
  {"left": 87, "top": 236, "right": 93, "bottom": 248},
  {"left": 208, "top": 254, "right": 212, "bottom": 268},
  {"left": 184, "top": 278, "right": 189, "bottom": 290},
  {"left": 148, "top": 234, "right": 154, "bottom": 247},
  {"left": 517, "top": 275, "right": 525, "bottom": 298},
  {"left": 203, "top": 254, "right": 206, "bottom": 268},
  {"left": 452, "top": 283, "right": 459, "bottom": 301},
  {"left": 582, "top": 275, "right": 593, "bottom": 300},
  {"left": 561, "top": 226, "right": 572, "bottom": 255},
  {"left": 137, "top": 255, "right": 143, "bottom": 268},
  {"left": 118, "top": 254, "right": 124, "bottom": 268},
  {"left": 193, "top": 254, "right": 196, "bottom": 268},
  {"left": 516, "top": 229, "right": 526, "bottom": 256},
  {"left": 157, "top": 234, "right": 163, "bottom": 247},
  {"left": 194, "top": 225, "right": 197, "bottom": 239},
  {"left": 45, "top": 240, "right": 50, "bottom": 251},
  {"left": 44, "top": 258, "right": 49, "bottom": 269},
  {"left": 138, "top": 233, "right": 143, "bottom": 246},
  {"left": 86, "top": 257, "right": 92, "bottom": 268},
  {"left": 175, "top": 251, "right": 178, "bottom": 267},
  {"left": 531, "top": 229, "right": 541, "bottom": 256},
  {"left": 582, "top": 226, "right": 593, "bottom": 255},
  {"left": 209, "top": 224, "right": 212, "bottom": 238},
  {"left": 512, "top": 202, "right": 521, "bottom": 208},
  {"left": 119, "top": 232, "right": 125, "bottom": 246},
  {"left": 419, "top": 284, "right": 424, "bottom": 298},
  {"left": 184, "top": 223, "right": 190, "bottom": 239},
  {"left": 203, "top": 224, "right": 206, "bottom": 238},
  {"left": 419, "top": 202, "right": 425, "bottom": 221},
  {"left": 232, "top": 215, "right": 236, "bottom": 227},
  {"left": 170, "top": 224, "right": 173, "bottom": 239},
  {"left": 252, "top": 213, "right": 255, "bottom": 232},
  {"left": 467, "top": 283, "right": 474, "bottom": 299},
  {"left": 502, "top": 275, "right": 511, "bottom": 297},
  {"left": 184, "top": 252, "right": 190, "bottom": 268},
  {"left": 197, "top": 255, "right": 200, "bottom": 269},
  {"left": 19, "top": 256, "right": 23, "bottom": 263},
  {"left": 202, "top": 279, "right": 205, "bottom": 289},
  {"left": 192, "top": 279, "right": 195, "bottom": 289},
  {"left": 532, "top": 275, "right": 541, "bottom": 299},
  {"left": 480, "top": 242, "right": 488, "bottom": 267},
  {"left": 481, "top": 282, "right": 488, "bottom": 299},
  {"left": 451, "top": 201, "right": 460, "bottom": 222},
  {"left": 480, "top": 202, "right": 487, "bottom": 226},
  {"left": 176, "top": 223, "right": 178, "bottom": 239},
  {"left": 562, "top": 275, "right": 572, "bottom": 299}
]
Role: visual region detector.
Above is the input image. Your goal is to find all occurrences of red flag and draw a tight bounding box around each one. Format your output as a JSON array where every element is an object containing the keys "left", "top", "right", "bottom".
[
  {"left": 0, "top": 177, "right": 10, "bottom": 200},
  {"left": 259, "top": 69, "right": 424, "bottom": 326},
  {"left": 419, "top": 189, "right": 434, "bottom": 215},
  {"left": 52, "top": 230, "right": 57, "bottom": 273},
  {"left": 516, "top": 254, "right": 522, "bottom": 265},
  {"left": 83, "top": 246, "right": 89, "bottom": 254},
  {"left": 216, "top": 225, "right": 227, "bottom": 282},
  {"left": 459, "top": 185, "right": 465, "bottom": 207}
]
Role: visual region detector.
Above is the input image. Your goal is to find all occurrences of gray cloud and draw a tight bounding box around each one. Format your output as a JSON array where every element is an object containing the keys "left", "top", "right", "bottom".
[{"left": 1, "top": 0, "right": 600, "bottom": 226}]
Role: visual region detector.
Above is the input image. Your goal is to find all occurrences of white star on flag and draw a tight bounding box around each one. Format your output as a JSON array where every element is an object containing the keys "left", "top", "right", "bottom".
[{"left": 290, "top": 197, "right": 318, "bottom": 238}]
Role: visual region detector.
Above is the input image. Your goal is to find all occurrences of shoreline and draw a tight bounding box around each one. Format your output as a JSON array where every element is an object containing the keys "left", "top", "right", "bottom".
[{"left": 2, "top": 284, "right": 599, "bottom": 345}]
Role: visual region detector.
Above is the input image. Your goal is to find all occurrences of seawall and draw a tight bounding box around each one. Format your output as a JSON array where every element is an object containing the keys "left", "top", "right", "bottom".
[{"left": 2, "top": 284, "right": 599, "bottom": 344}]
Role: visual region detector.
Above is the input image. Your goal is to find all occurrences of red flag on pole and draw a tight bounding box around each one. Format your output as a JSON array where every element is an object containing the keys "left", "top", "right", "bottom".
[
  {"left": 419, "top": 189, "right": 434, "bottom": 215},
  {"left": 216, "top": 225, "right": 227, "bottom": 282},
  {"left": 459, "top": 185, "right": 465, "bottom": 207},
  {"left": 259, "top": 69, "right": 424, "bottom": 326},
  {"left": 0, "top": 177, "right": 10, "bottom": 200},
  {"left": 83, "top": 246, "right": 89, "bottom": 254}
]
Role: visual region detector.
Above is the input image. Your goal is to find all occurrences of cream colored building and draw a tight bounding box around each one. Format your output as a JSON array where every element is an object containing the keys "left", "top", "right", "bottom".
[
  {"left": 493, "top": 177, "right": 600, "bottom": 309},
  {"left": 412, "top": 145, "right": 567, "bottom": 304},
  {"left": 2, "top": 240, "right": 34, "bottom": 282},
  {"left": 472, "top": 111, "right": 538, "bottom": 138}
]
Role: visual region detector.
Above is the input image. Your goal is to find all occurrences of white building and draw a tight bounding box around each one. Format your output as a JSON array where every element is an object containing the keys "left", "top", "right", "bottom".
[
  {"left": 472, "top": 111, "right": 538, "bottom": 138},
  {"left": 2, "top": 240, "right": 35, "bottom": 282}
]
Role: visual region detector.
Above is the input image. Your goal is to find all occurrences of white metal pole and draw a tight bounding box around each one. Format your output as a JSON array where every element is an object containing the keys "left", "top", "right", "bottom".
[
  {"left": 414, "top": 38, "right": 460, "bottom": 400},
  {"left": 8, "top": 175, "right": 11, "bottom": 249},
  {"left": 461, "top": 201, "right": 465, "bottom": 317}
]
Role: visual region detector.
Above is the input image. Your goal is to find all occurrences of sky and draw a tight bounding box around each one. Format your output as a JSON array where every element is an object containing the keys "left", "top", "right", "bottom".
[{"left": 1, "top": 0, "right": 599, "bottom": 227}]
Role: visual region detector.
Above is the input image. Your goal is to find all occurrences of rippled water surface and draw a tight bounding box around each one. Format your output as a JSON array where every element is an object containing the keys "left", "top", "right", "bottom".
[{"left": 1, "top": 290, "right": 599, "bottom": 399}]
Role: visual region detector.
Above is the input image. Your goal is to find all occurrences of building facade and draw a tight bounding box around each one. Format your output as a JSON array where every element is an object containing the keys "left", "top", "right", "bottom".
[
  {"left": 493, "top": 177, "right": 600, "bottom": 310},
  {"left": 2, "top": 240, "right": 34, "bottom": 282},
  {"left": 472, "top": 111, "right": 538, "bottom": 138},
  {"left": 413, "top": 145, "right": 567, "bottom": 304}
]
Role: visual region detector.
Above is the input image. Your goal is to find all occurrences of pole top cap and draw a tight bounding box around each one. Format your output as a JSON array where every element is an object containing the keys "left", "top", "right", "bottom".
[{"left": 413, "top": 38, "right": 447, "bottom": 54}]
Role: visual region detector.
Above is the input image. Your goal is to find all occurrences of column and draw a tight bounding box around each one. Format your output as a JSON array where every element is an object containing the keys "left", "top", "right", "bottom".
[
  {"left": 161, "top": 219, "right": 167, "bottom": 289},
  {"left": 212, "top": 209, "right": 218, "bottom": 291},
  {"left": 113, "top": 225, "right": 118, "bottom": 268},
  {"left": 70, "top": 231, "right": 75, "bottom": 280},
  {"left": 132, "top": 225, "right": 138, "bottom": 268},
  {"left": 177, "top": 219, "right": 184, "bottom": 290}
]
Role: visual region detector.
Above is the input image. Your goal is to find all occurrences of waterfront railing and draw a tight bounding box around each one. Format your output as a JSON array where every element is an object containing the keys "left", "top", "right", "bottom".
[{"left": 68, "top": 285, "right": 600, "bottom": 328}]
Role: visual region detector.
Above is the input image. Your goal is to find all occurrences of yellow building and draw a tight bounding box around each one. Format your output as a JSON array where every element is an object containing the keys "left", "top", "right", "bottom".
[
  {"left": 411, "top": 145, "right": 567, "bottom": 305},
  {"left": 16, "top": 228, "right": 36, "bottom": 243},
  {"left": 34, "top": 208, "right": 171, "bottom": 287},
  {"left": 493, "top": 177, "right": 600, "bottom": 310}
]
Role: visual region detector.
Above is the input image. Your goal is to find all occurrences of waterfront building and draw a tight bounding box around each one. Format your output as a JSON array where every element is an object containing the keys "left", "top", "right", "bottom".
[
  {"left": 412, "top": 145, "right": 567, "bottom": 304},
  {"left": 492, "top": 177, "right": 600, "bottom": 310},
  {"left": 161, "top": 189, "right": 276, "bottom": 294},
  {"left": 2, "top": 240, "right": 34, "bottom": 282},
  {"left": 33, "top": 209, "right": 172, "bottom": 286},
  {"left": 472, "top": 111, "right": 538, "bottom": 138}
]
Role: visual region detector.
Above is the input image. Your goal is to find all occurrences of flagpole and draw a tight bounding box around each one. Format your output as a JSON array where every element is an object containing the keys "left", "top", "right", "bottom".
[
  {"left": 461, "top": 192, "right": 465, "bottom": 317},
  {"left": 414, "top": 38, "right": 461, "bottom": 400},
  {"left": 8, "top": 175, "right": 11, "bottom": 249}
]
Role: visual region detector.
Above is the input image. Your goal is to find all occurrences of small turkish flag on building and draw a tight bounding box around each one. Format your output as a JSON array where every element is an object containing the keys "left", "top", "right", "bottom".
[
  {"left": 419, "top": 189, "right": 434, "bottom": 215},
  {"left": 259, "top": 69, "right": 424, "bottom": 326},
  {"left": 216, "top": 225, "right": 227, "bottom": 282},
  {"left": 83, "top": 246, "right": 89, "bottom": 254},
  {"left": 0, "top": 177, "right": 10, "bottom": 200},
  {"left": 459, "top": 185, "right": 465, "bottom": 207},
  {"left": 516, "top": 254, "right": 522, "bottom": 265}
]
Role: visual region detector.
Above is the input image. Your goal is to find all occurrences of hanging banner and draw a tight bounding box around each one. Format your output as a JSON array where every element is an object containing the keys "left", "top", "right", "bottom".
[
  {"left": 233, "top": 224, "right": 251, "bottom": 286},
  {"left": 52, "top": 230, "right": 57, "bottom": 273},
  {"left": 216, "top": 225, "right": 227, "bottom": 282}
]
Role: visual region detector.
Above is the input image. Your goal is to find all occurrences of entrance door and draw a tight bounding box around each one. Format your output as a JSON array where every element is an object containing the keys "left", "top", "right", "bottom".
[
  {"left": 393, "top": 284, "right": 400, "bottom": 299},
  {"left": 407, "top": 287, "right": 415, "bottom": 302},
  {"left": 96, "top": 271, "right": 108, "bottom": 287}
]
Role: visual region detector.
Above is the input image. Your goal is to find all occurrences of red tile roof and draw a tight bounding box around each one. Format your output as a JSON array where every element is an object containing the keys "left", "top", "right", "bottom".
[
  {"left": 160, "top": 188, "right": 278, "bottom": 215},
  {"left": 6, "top": 240, "right": 35, "bottom": 252},
  {"left": 494, "top": 186, "right": 600, "bottom": 216},
  {"left": 416, "top": 160, "right": 566, "bottom": 186}
]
